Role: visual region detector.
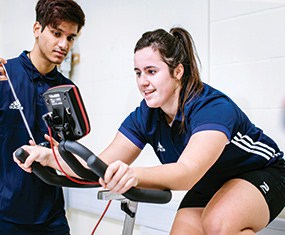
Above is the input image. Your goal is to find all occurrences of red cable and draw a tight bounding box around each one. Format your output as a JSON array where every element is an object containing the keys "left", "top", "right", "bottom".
[
  {"left": 48, "top": 126, "right": 100, "bottom": 186},
  {"left": 90, "top": 200, "right": 112, "bottom": 235},
  {"left": 47, "top": 126, "right": 112, "bottom": 234}
]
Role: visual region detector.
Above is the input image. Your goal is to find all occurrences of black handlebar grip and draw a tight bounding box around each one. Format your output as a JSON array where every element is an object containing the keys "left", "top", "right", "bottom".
[
  {"left": 15, "top": 148, "right": 99, "bottom": 188},
  {"left": 15, "top": 148, "right": 29, "bottom": 163},
  {"left": 58, "top": 142, "right": 99, "bottom": 182}
]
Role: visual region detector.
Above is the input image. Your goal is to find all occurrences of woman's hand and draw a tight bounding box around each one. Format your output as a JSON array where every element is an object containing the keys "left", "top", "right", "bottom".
[
  {"left": 13, "top": 144, "right": 53, "bottom": 173},
  {"left": 99, "top": 160, "right": 138, "bottom": 194}
]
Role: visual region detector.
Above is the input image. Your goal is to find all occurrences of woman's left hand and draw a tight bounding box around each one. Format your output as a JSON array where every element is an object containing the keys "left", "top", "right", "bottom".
[{"left": 99, "top": 160, "right": 138, "bottom": 194}]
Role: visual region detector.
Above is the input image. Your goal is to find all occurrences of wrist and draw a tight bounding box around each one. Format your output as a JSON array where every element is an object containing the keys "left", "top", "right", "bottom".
[
  {"left": 46, "top": 148, "right": 57, "bottom": 168},
  {"left": 133, "top": 167, "right": 142, "bottom": 187}
]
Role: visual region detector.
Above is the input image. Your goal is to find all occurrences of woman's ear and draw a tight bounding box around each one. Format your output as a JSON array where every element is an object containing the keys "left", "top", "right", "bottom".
[{"left": 174, "top": 63, "right": 184, "bottom": 80}]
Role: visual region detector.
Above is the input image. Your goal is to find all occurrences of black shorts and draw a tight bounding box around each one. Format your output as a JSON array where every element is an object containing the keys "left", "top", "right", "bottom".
[{"left": 179, "top": 157, "right": 285, "bottom": 223}]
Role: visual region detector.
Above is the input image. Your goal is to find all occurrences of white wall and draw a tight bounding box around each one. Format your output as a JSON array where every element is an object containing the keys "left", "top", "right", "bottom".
[
  {"left": 209, "top": 2, "right": 285, "bottom": 230},
  {"left": 0, "top": 0, "right": 36, "bottom": 58},
  {"left": 1, "top": 0, "right": 285, "bottom": 234},
  {"left": 210, "top": 0, "right": 285, "bottom": 155}
]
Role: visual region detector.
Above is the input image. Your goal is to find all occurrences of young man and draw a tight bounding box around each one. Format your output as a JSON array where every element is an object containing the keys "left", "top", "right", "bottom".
[{"left": 0, "top": 0, "right": 85, "bottom": 234}]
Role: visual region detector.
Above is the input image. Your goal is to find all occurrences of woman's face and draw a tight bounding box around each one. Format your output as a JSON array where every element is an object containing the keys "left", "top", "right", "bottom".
[{"left": 134, "top": 47, "right": 181, "bottom": 113}]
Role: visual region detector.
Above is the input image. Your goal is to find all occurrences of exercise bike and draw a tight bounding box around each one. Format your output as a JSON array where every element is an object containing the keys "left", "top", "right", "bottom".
[{"left": 15, "top": 84, "right": 172, "bottom": 235}]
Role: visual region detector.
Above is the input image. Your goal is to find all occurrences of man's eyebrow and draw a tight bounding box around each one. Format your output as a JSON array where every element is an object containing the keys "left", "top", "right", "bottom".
[
  {"left": 69, "top": 33, "right": 78, "bottom": 38},
  {"left": 51, "top": 25, "right": 78, "bottom": 37}
]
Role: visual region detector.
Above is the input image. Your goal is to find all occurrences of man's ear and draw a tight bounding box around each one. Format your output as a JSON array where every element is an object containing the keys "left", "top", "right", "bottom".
[
  {"left": 174, "top": 63, "right": 184, "bottom": 80},
  {"left": 33, "top": 22, "right": 42, "bottom": 37}
]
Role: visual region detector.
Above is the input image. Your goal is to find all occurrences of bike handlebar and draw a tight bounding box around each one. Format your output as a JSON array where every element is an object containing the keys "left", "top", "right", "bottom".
[
  {"left": 15, "top": 141, "right": 172, "bottom": 204},
  {"left": 15, "top": 148, "right": 96, "bottom": 188}
]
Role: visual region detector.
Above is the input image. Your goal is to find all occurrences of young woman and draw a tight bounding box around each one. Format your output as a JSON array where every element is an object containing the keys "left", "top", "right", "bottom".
[{"left": 14, "top": 27, "right": 285, "bottom": 234}]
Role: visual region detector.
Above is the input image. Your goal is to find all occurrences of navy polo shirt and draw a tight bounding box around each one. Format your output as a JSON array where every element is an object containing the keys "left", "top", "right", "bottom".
[
  {"left": 0, "top": 51, "right": 73, "bottom": 231},
  {"left": 119, "top": 83, "right": 283, "bottom": 194}
]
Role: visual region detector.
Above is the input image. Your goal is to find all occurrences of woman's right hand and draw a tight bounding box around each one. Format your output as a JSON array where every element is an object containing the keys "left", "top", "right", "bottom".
[{"left": 99, "top": 160, "right": 139, "bottom": 194}]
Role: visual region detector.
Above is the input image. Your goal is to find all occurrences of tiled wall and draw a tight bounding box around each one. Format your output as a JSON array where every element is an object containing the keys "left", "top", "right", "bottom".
[{"left": 210, "top": 0, "right": 285, "bottom": 154}]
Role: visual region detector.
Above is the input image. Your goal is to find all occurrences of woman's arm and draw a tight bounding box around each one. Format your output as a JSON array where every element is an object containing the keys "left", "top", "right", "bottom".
[
  {"left": 99, "top": 131, "right": 142, "bottom": 165},
  {"left": 103, "top": 130, "right": 228, "bottom": 193},
  {"left": 97, "top": 131, "right": 142, "bottom": 191}
]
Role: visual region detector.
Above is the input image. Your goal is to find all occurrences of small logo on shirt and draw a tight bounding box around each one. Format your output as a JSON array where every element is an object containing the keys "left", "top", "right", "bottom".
[
  {"left": 157, "top": 142, "right": 165, "bottom": 152},
  {"left": 9, "top": 100, "right": 23, "bottom": 110},
  {"left": 259, "top": 181, "right": 270, "bottom": 194}
]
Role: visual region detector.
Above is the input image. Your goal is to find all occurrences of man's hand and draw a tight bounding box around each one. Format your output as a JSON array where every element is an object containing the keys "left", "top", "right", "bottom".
[
  {"left": 13, "top": 145, "right": 53, "bottom": 173},
  {"left": 0, "top": 57, "right": 8, "bottom": 81}
]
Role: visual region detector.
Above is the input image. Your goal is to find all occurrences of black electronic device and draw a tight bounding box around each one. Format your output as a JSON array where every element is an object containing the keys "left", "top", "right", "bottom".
[{"left": 42, "top": 84, "right": 90, "bottom": 140}]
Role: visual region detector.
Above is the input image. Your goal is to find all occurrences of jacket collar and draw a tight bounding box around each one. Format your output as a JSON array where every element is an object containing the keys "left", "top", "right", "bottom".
[{"left": 19, "top": 51, "right": 60, "bottom": 84}]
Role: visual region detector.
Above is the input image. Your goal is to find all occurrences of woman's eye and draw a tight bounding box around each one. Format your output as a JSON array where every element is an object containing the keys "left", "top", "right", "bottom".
[{"left": 148, "top": 70, "right": 156, "bottom": 75}]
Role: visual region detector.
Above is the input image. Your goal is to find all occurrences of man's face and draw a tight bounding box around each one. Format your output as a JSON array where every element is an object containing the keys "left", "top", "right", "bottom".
[{"left": 34, "top": 21, "right": 78, "bottom": 65}]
